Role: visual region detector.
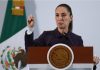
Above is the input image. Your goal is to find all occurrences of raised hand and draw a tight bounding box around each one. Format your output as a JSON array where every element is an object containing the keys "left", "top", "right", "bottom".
[{"left": 27, "top": 15, "right": 35, "bottom": 28}]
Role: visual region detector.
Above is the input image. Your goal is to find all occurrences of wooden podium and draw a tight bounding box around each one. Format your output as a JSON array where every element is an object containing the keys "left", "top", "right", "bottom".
[{"left": 27, "top": 46, "right": 94, "bottom": 70}]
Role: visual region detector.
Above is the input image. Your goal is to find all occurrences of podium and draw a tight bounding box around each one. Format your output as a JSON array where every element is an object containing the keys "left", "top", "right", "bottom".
[{"left": 27, "top": 46, "right": 94, "bottom": 70}]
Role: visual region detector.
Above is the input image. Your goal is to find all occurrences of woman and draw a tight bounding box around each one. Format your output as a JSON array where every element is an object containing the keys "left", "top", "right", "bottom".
[
  {"left": 25, "top": 4, "right": 83, "bottom": 48},
  {"left": 25, "top": 4, "right": 99, "bottom": 70}
]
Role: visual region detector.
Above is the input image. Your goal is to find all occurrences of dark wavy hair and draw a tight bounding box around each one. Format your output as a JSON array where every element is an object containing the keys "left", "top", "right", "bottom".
[{"left": 56, "top": 4, "right": 73, "bottom": 32}]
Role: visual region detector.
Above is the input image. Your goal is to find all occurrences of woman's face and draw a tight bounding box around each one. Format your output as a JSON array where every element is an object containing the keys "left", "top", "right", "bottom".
[{"left": 55, "top": 7, "right": 72, "bottom": 30}]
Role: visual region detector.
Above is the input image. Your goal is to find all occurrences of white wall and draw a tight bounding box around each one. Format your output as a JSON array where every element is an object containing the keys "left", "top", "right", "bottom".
[{"left": 0, "top": 0, "right": 7, "bottom": 36}]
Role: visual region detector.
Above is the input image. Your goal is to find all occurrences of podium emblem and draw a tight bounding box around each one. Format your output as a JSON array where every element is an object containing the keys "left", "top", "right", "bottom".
[{"left": 47, "top": 44, "right": 74, "bottom": 70}]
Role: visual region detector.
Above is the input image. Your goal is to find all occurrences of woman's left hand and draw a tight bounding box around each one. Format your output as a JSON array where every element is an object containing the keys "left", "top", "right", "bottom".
[{"left": 93, "top": 56, "right": 100, "bottom": 65}]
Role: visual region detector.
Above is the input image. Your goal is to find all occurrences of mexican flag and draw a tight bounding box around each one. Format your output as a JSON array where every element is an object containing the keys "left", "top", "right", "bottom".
[
  {"left": 0, "top": 0, "right": 28, "bottom": 70},
  {"left": 0, "top": 0, "right": 26, "bottom": 48}
]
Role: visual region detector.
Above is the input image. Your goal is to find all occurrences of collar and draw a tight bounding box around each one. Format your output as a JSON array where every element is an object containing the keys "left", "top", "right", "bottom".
[{"left": 54, "top": 28, "right": 71, "bottom": 38}]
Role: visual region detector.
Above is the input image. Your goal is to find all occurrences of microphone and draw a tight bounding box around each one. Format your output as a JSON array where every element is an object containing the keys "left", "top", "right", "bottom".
[{"left": 63, "top": 32, "right": 69, "bottom": 39}]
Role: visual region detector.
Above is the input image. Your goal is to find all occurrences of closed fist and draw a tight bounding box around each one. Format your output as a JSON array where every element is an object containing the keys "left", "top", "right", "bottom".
[{"left": 27, "top": 15, "right": 35, "bottom": 28}]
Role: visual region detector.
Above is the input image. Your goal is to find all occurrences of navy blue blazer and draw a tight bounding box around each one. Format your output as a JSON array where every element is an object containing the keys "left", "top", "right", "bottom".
[{"left": 25, "top": 28, "right": 83, "bottom": 49}]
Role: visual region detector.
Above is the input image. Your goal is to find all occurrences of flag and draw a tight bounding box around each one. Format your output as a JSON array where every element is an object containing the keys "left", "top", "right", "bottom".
[
  {"left": 0, "top": 0, "right": 27, "bottom": 69},
  {"left": 0, "top": 0, "right": 26, "bottom": 43}
]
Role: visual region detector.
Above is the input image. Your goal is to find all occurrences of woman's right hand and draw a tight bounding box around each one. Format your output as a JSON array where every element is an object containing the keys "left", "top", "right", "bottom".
[{"left": 27, "top": 15, "right": 35, "bottom": 28}]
